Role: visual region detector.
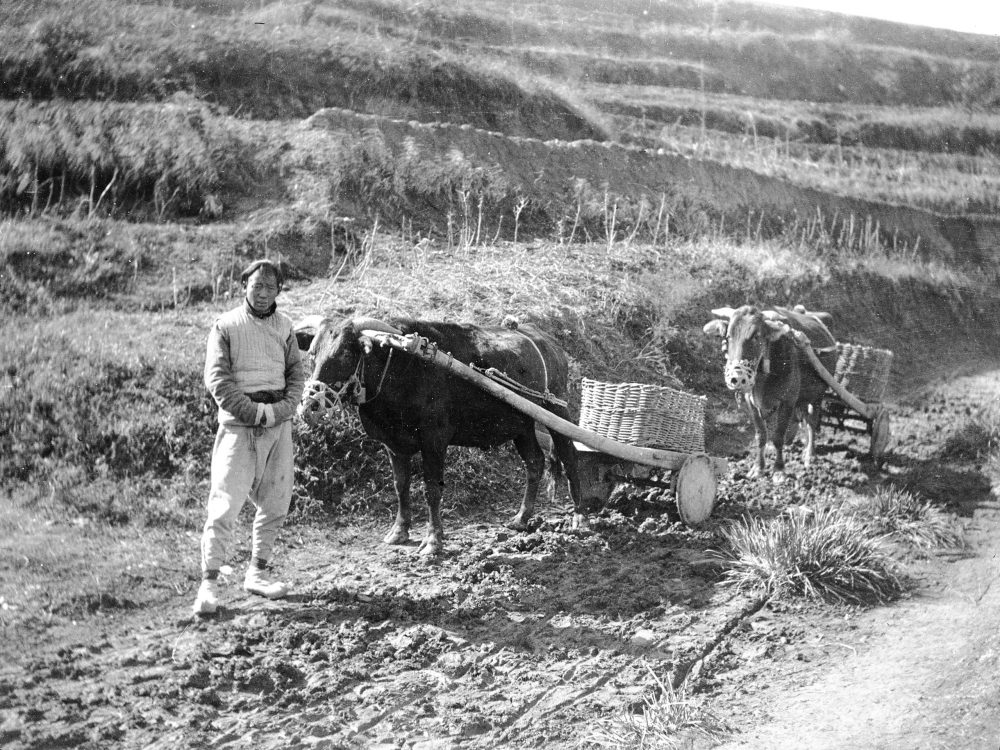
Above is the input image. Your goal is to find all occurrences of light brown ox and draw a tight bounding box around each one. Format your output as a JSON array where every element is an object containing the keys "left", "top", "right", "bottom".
[{"left": 703, "top": 305, "right": 837, "bottom": 478}]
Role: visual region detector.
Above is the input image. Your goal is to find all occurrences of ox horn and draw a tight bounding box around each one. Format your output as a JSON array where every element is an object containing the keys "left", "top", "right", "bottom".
[
  {"left": 792, "top": 304, "right": 833, "bottom": 322},
  {"left": 351, "top": 317, "right": 403, "bottom": 335},
  {"left": 710, "top": 307, "right": 736, "bottom": 319}
]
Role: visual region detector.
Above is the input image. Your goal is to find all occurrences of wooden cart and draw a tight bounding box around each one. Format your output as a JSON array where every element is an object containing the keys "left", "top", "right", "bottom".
[
  {"left": 791, "top": 332, "right": 893, "bottom": 465},
  {"left": 362, "top": 330, "right": 728, "bottom": 526}
]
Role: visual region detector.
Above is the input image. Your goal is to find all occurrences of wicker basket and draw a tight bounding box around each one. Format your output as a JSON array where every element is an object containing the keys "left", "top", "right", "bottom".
[
  {"left": 833, "top": 343, "right": 893, "bottom": 403},
  {"left": 579, "top": 378, "right": 706, "bottom": 454}
]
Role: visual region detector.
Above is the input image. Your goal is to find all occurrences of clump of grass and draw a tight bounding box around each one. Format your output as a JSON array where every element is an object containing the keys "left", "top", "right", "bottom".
[
  {"left": 940, "top": 409, "right": 1000, "bottom": 461},
  {"left": 718, "top": 508, "right": 903, "bottom": 604},
  {"left": 582, "top": 664, "right": 727, "bottom": 749},
  {"left": 329, "top": 130, "right": 514, "bottom": 236},
  {"left": 0, "top": 97, "right": 259, "bottom": 219},
  {"left": 852, "top": 486, "right": 964, "bottom": 550}
]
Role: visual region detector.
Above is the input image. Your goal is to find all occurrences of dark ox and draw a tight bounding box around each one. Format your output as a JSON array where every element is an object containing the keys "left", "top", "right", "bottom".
[
  {"left": 296, "top": 316, "right": 584, "bottom": 556},
  {"left": 703, "top": 305, "right": 837, "bottom": 478}
]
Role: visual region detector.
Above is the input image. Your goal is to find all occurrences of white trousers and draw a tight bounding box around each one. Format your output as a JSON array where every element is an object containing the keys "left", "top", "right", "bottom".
[{"left": 200, "top": 421, "right": 294, "bottom": 573}]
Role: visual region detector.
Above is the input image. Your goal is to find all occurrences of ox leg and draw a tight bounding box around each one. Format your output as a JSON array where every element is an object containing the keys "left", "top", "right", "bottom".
[
  {"left": 746, "top": 400, "right": 769, "bottom": 479},
  {"left": 547, "top": 414, "right": 587, "bottom": 531},
  {"left": 383, "top": 450, "right": 413, "bottom": 545},
  {"left": 417, "top": 445, "right": 447, "bottom": 557},
  {"left": 802, "top": 402, "right": 822, "bottom": 467},
  {"left": 770, "top": 404, "right": 796, "bottom": 481},
  {"left": 509, "top": 429, "right": 546, "bottom": 531}
]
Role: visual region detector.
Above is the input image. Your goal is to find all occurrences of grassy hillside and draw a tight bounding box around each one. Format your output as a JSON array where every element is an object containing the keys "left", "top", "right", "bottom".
[
  {"left": 0, "top": 0, "right": 607, "bottom": 139},
  {"left": 2, "top": 0, "right": 998, "bottom": 227}
]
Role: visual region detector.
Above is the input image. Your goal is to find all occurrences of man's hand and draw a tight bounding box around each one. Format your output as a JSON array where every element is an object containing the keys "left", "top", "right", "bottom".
[
  {"left": 261, "top": 404, "right": 276, "bottom": 427},
  {"left": 254, "top": 403, "right": 266, "bottom": 425}
]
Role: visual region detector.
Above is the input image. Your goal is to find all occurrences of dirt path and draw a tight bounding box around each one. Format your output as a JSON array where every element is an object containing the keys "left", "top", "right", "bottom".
[
  {"left": 714, "top": 370, "right": 1000, "bottom": 750},
  {"left": 717, "top": 508, "right": 1000, "bottom": 749}
]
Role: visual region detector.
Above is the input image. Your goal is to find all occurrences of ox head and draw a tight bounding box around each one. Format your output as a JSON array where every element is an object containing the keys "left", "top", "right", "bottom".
[
  {"left": 703, "top": 306, "right": 792, "bottom": 392},
  {"left": 295, "top": 316, "right": 401, "bottom": 425}
]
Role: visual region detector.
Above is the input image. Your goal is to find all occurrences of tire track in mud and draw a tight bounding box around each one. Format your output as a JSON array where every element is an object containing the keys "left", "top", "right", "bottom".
[
  {"left": 487, "top": 592, "right": 768, "bottom": 747},
  {"left": 307, "top": 573, "right": 769, "bottom": 749}
]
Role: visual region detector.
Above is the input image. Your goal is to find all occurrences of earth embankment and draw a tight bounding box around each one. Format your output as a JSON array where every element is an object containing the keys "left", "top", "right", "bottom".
[{"left": 298, "top": 108, "right": 1000, "bottom": 270}]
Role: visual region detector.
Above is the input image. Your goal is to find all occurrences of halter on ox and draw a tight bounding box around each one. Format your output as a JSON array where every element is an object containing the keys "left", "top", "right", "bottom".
[{"left": 297, "top": 317, "right": 401, "bottom": 425}]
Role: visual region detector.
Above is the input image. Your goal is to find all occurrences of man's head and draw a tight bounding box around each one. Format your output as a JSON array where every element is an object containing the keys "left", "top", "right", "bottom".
[{"left": 241, "top": 260, "right": 283, "bottom": 314}]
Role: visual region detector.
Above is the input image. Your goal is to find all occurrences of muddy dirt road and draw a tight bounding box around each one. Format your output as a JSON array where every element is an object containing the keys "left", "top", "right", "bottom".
[
  {"left": 2, "top": 368, "right": 999, "bottom": 749},
  {"left": 714, "top": 369, "right": 1000, "bottom": 750}
]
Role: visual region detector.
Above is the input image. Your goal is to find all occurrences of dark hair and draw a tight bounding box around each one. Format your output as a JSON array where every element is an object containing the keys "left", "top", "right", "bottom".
[{"left": 240, "top": 259, "right": 284, "bottom": 289}]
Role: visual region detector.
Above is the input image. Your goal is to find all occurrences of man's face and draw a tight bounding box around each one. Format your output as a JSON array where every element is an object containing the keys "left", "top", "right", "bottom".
[{"left": 245, "top": 268, "right": 279, "bottom": 313}]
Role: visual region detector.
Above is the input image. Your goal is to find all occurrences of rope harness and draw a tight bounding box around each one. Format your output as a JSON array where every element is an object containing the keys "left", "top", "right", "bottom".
[
  {"left": 490, "top": 326, "right": 566, "bottom": 407},
  {"left": 475, "top": 365, "right": 568, "bottom": 408}
]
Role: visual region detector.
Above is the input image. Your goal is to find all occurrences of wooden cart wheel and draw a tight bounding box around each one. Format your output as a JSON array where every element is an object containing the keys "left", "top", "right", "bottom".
[
  {"left": 869, "top": 405, "right": 892, "bottom": 465},
  {"left": 674, "top": 453, "right": 717, "bottom": 526}
]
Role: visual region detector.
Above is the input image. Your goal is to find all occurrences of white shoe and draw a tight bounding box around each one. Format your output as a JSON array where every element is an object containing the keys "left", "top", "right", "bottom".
[
  {"left": 192, "top": 579, "right": 219, "bottom": 615},
  {"left": 244, "top": 568, "right": 289, "bottom": 599}
]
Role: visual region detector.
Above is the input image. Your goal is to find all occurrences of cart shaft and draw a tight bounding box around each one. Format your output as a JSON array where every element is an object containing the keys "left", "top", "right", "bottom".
[{"left": 364, "top": 329, "right": 727, "bottom": 476}]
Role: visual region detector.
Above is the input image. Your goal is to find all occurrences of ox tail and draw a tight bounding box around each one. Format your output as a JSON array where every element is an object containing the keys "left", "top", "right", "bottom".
[
  {"left": 534, "top": 424, "right": 565, "bottom": 481},
  {"left": 546, "top": 439, "right": 566, "bottom": 482}
]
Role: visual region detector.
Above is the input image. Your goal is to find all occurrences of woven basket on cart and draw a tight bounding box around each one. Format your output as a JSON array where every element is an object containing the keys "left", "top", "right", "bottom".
[
  {"left": 833, "top": 343, "right": 893, "bottom": 403},
  {"left": 578, "top": 378, "right": 706, "bottom": 454}
]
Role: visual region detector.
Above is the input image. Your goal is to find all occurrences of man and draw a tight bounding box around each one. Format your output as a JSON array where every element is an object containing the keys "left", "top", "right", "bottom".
[{"left": 193, "top": 259, "right": 306, "bottom": 615}]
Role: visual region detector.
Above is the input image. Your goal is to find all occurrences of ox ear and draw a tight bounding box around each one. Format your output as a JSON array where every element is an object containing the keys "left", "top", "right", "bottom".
[
  {"left": 358, "top": 333, "right": 375, "bottom": 354},
  {"left": 763, "top": 318, "right": 791, "bottom": 341},
  {"left": 702, "top": 319, "right": 727, "bottom": 338},
  {"left": 710, "top": 307, "right": 736, "bottom": 319},
  {"left": 294, "top": 315, "right": 325, "bottom": 351}
]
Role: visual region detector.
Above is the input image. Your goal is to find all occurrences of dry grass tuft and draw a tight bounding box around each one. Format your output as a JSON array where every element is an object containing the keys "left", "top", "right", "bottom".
[
  {"left": 850, "top": 487, "right": 964, "bottom": 550},
  {"left": 718, "top": 508, "right": 904, "bottom": 604},
  {"left": 581, "top": 663, "right": 728, "bottom": 749}
]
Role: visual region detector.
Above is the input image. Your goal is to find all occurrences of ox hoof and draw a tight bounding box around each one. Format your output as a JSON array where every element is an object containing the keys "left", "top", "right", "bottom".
[
  {"left": 507, "top": 515, "right": 532, "bottom": 532},
  {"left": 771, "top": 471, "right": 788, "bottom": 485},
  {"left": 383, "top": 527, "right": 410, "bottom": 545},
  {"left": 417, "top": 538, "right": 443, "bottom": 557},
  {"left": 570, "top": 513, "right": 592, "bottom": 534}
]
